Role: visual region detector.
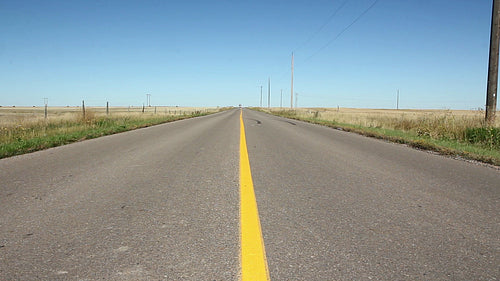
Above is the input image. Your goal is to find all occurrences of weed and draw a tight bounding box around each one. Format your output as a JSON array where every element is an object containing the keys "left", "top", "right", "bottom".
[
  {"left": 258, "top": 107, "right": 500, "bottom": 166},
  {"left": 465, "top": 127, "right": 500, "bottom": 149},
  {"left": 0, "top": 106, "right": 228, "bottom": 159}
]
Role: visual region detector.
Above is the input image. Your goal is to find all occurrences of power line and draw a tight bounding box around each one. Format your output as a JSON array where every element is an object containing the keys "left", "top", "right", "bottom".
[
  {"left": 302, "top": 0, "right": 380, "bottom": 63},
  {"left": 294, "top": 0, "right": 350, "bottom": 52},
  {"left": 271, "top": 1, "right": 350, "bottom": 85},
  {"left": 265, "top": 0, "right": 381, "bottom": 104}
]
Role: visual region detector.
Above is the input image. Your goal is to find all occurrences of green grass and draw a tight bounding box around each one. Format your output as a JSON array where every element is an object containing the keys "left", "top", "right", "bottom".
[
  {"left": 257, "top": 108, "right": 500, "bottom": 166},
  {"left": 464, "top": 127, "right": 500, "bottom": 148},
  {"left": 0, "top": 108, "right": 228, "bottom": 159}
]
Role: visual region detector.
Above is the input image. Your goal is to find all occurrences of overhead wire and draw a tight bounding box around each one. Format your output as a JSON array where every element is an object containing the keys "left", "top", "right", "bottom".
[
  {"left": 272, "top": 0, "right": 350, "bottom": 84},
  {"left": 301, "top": 0, "right": 381, "bottom": 64},
  {"left": 293, "top": 0, "right": 350, "bottom": 52},
  {"left": 267, "top": 0, "right": 381, "bottom": 105}
]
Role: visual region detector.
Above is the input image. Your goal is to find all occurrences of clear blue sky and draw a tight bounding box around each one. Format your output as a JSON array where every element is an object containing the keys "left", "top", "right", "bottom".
[{"left": 0, "top": 0, "right": 493, "bottom": 109}]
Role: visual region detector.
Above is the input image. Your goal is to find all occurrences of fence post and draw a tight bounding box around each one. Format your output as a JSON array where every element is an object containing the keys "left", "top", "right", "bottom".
[{"left": 106, "top": 101, "right": 109, "bottom": 115}]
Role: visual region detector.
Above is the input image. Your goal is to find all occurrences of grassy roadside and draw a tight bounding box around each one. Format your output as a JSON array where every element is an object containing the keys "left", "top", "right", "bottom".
[
  {"left": 254, "top": 108, "right": 500, "bottom": 166},
  {"left": 0, "top": 108, "right": 229, "bottom": 159}
]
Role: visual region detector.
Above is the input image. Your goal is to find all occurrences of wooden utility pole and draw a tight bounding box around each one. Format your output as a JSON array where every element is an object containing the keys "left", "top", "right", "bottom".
[
  {"left": 397, "top": 89, "right": 400, "bottom": 110},
  {"left": 291, "top": 52, "right": 294, "bottom": 109},
  {"left": 43, "top": 98, "right": 48, "bottom": 119},
  {"left": 260, "top": 86, "right": 263, "bottom": 107},
  {"left": 486, "top": 0, "right": 499, "bottom": 124},
  {"left": 268, "top": 77, "right": 271, "bottom": 108},
  {"left": 280, "top": 89, "right": 283, "bottom": 108},
  {"left": 82, "top": 100, "right": 86, "bottom": 119}
]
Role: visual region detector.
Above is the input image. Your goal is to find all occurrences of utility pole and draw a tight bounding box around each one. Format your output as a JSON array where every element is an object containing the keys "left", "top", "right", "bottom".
[
  {"left": 280, "top": 89, "right": 283, "bottom": 108},
  {"left": 43, "top": 98, "right": 48, "bottom": 119},
  {"left": 295, "top": 92, "right": 298, "bottom": 108},
  {"left": 268, "top": 77, "right": 271, "bottom": 108},
  {"left": 291, "top": 52, "right": 294, "bottom": 109},
  {"left": 260, "top": 86, "right": 263, "bottom": 107},
  {"left": 82, "top": 100, "right": 86, "bottom": 119},
  {"left": 397, "top": 89, "right": 400, "bottom": 110},
  {"left": 486, "top": 0, "right": 499, "bottom": 124}
]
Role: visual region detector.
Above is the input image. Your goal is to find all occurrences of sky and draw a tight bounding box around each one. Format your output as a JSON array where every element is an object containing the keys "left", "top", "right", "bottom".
[{"left": 0, "top": 0, "right": 494, "bottom": 109}]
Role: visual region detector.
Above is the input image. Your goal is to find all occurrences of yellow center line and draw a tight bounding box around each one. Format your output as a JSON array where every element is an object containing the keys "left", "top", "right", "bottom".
[{"left": 240, "top": 110, "right": 271, "bottom": 281}]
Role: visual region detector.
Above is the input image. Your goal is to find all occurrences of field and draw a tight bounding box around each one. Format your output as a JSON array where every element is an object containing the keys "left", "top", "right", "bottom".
[
  {"left": 0, "top": 105, "right": 218, "bottom": 126},
  {"left": 270, "top": 108, "right": 499, "bottom": 138},
  {"left": 3, "top": 106, "right": 500, "bottom": 165},
  {"left": 261, "top": 107, "right": 500, "bottom": 166},
  {"left": 0, "top": 106, "right": 225, "bottom": 159}
]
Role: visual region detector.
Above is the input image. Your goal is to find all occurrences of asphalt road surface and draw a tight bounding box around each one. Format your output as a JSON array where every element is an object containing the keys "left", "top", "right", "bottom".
[{"left": 1, "top": 108, "right": 498, "bottom": 280}]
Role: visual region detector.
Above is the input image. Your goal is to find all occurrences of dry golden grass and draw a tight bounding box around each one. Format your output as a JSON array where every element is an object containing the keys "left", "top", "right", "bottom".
[
  {"left": 268, "top": 107, "right": 499, "bottom": 140},
  {"left": 260, "top": 107, "right": 500, "bottom": 165},
  {"left": 0, "top": 106, "right": 221, "bottom": 150},
  {"left": 0, "top": 106, "right": 219, "bottom": 130}
]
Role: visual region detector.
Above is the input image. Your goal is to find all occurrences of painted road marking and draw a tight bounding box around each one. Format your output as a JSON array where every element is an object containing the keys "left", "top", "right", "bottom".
[{"left": 240, "top": 111, "right": 271, "bottom": 281}]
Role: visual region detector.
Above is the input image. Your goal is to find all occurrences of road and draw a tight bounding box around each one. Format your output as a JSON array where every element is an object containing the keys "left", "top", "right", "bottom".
[{"left": 0, "top": 108, "right": 498, "bottom": 280}]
